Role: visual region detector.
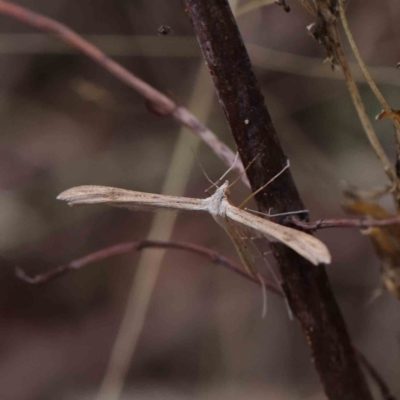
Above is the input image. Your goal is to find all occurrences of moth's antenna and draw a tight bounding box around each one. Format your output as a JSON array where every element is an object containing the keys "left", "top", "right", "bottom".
[
  {"left": 198, "top": 162, "right": 215, "bottom": 187},
  {"left": 191, "top": 148, "right": 216, "bottom": 188},
  {"left": 205, "top": 152, "right": 240, "bottom": 193},
  {"left": 227, "top": 153, "right": 260, "bottom": 189},
  {"left": 219, "top": 151, "right": 240, "bottom": 181},
  {"left": 238, "top": 160, "right": 290, "bottom": 209}
]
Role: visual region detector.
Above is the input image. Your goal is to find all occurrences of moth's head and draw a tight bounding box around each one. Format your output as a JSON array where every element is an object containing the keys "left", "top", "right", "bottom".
[
  {"left": 213, "top": 180, "right": 230, "bottom": 201},
  {"left": 208, "top": 181, "right": 230, "bottom": 217},
  {"left": 205, "top": 180, "right": 230, "bottom": 196},
  {"left": 219, "top": 180, "right": 230, "bottom": 193}
]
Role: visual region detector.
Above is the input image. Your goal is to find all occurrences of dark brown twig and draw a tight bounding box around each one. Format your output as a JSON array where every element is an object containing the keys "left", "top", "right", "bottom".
[
  {"left": 16, "top": 239, "right": 283, "bottom": 296},
  {"left": 290, "top": 215, "right": 400, "bottom": 231},
  {"left": 183, "top": 1, "right": 373, "bottom": 399},
  {"left": 0, "top": 1, "right": 249, "bottom": 187}
]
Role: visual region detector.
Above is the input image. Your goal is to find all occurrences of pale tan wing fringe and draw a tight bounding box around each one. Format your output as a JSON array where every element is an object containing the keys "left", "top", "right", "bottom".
[
  {"left": 57, "top": 185, "right": 209, "bottom": 212},
  {"left": 222, "top": 221, "right": 260, "bottom": 277},
  {"left": 226, "top": 205, "right": 331, "bottom": 265}
]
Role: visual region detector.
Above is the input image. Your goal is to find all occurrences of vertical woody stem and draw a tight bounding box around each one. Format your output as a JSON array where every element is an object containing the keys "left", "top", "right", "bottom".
[{"left": 183, "top": 1, "right": 373, "bottom": 399}]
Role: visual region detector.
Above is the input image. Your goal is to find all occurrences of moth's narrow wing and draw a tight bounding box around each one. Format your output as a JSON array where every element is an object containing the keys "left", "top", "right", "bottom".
[
  {"left": 225, "top": 205, "right": 331, "bottom": 265},
  {"left": 57, "top": 186, "right": 209, "bottom": 212}
]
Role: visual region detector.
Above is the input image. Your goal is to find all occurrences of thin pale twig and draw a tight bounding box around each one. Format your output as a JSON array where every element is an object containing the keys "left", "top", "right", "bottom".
[{"left": 0, "top": 1, "right": 250, "bottom": 188}]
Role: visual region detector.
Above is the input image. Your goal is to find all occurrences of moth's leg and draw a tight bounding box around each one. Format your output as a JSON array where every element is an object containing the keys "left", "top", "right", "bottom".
[
  {"left": 238, "top": 160, "right": 290, "bottom": 209},
  {"left": 246, "top": 237, "right": 282, "bottom": 286},
  {"left": 247, "top": 237, "right": 295, "bottom": 320},
  {"left": 217, "top": 151, "right": 240, "bottom": 183},
  {"left": 244, "top": 208, "right": 309, "bottom": 219},
  {"left": 227, "top": 152, "right": 260, "bottom": 189}
]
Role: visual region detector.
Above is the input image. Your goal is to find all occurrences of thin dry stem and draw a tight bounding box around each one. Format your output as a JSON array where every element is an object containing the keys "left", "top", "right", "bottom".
[
  {"left": 16, "top": 238, "right": 393, "bottom": 400},
  {"left": 291, "top": 215, "right": 400, "bottom": 230},
  {"left": 0, "top": 0, "right": 249, "bottom": 188},
  {"left": 329, "top": 26, "right": 398, "bottom": 188},
  {"left": 16, "top": 239, "right": 282, "bottom": 294},
  {"left": 338, "top": 0, "right": 400, "bottom": 137}
]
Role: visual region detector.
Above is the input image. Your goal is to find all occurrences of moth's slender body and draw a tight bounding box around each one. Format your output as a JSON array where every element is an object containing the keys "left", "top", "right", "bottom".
[{"left": 58, "top": 182, "right": 331, "bottom": 276}]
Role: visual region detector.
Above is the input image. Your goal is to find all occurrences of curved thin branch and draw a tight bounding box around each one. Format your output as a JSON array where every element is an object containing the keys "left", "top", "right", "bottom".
[
  {"left": 15, "top": 239, "right": 283, "bottom": 296},
  {"left": 334, "top": 34, "right": 397, "bottom": 187},
  {"left": 314, "top": 3, "right": 400, "bottom": 203},
  {"left": 338, "top": 0, "right": 400, "bottom": 136},
  {"left": 15, "top": 238, "right": 394, "bottom": 399},
  {"left": 0, "top": 1, "right": 249, "bottom": 187}
]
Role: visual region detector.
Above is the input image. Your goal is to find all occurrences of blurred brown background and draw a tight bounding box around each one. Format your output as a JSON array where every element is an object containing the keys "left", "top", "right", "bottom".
[{"left": 0, "top": 0, "right": 399, "bottom": 399}]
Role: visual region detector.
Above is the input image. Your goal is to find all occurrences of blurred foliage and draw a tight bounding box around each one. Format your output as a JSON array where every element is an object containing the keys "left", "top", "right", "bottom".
[{"left": 0, "top": 0, "right": 400, "bottom": 399}]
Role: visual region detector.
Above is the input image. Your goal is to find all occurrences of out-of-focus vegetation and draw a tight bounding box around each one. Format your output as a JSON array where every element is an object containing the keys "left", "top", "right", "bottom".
[{"left": 1, "top": 0, "right": 400, "bottom": 399}]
